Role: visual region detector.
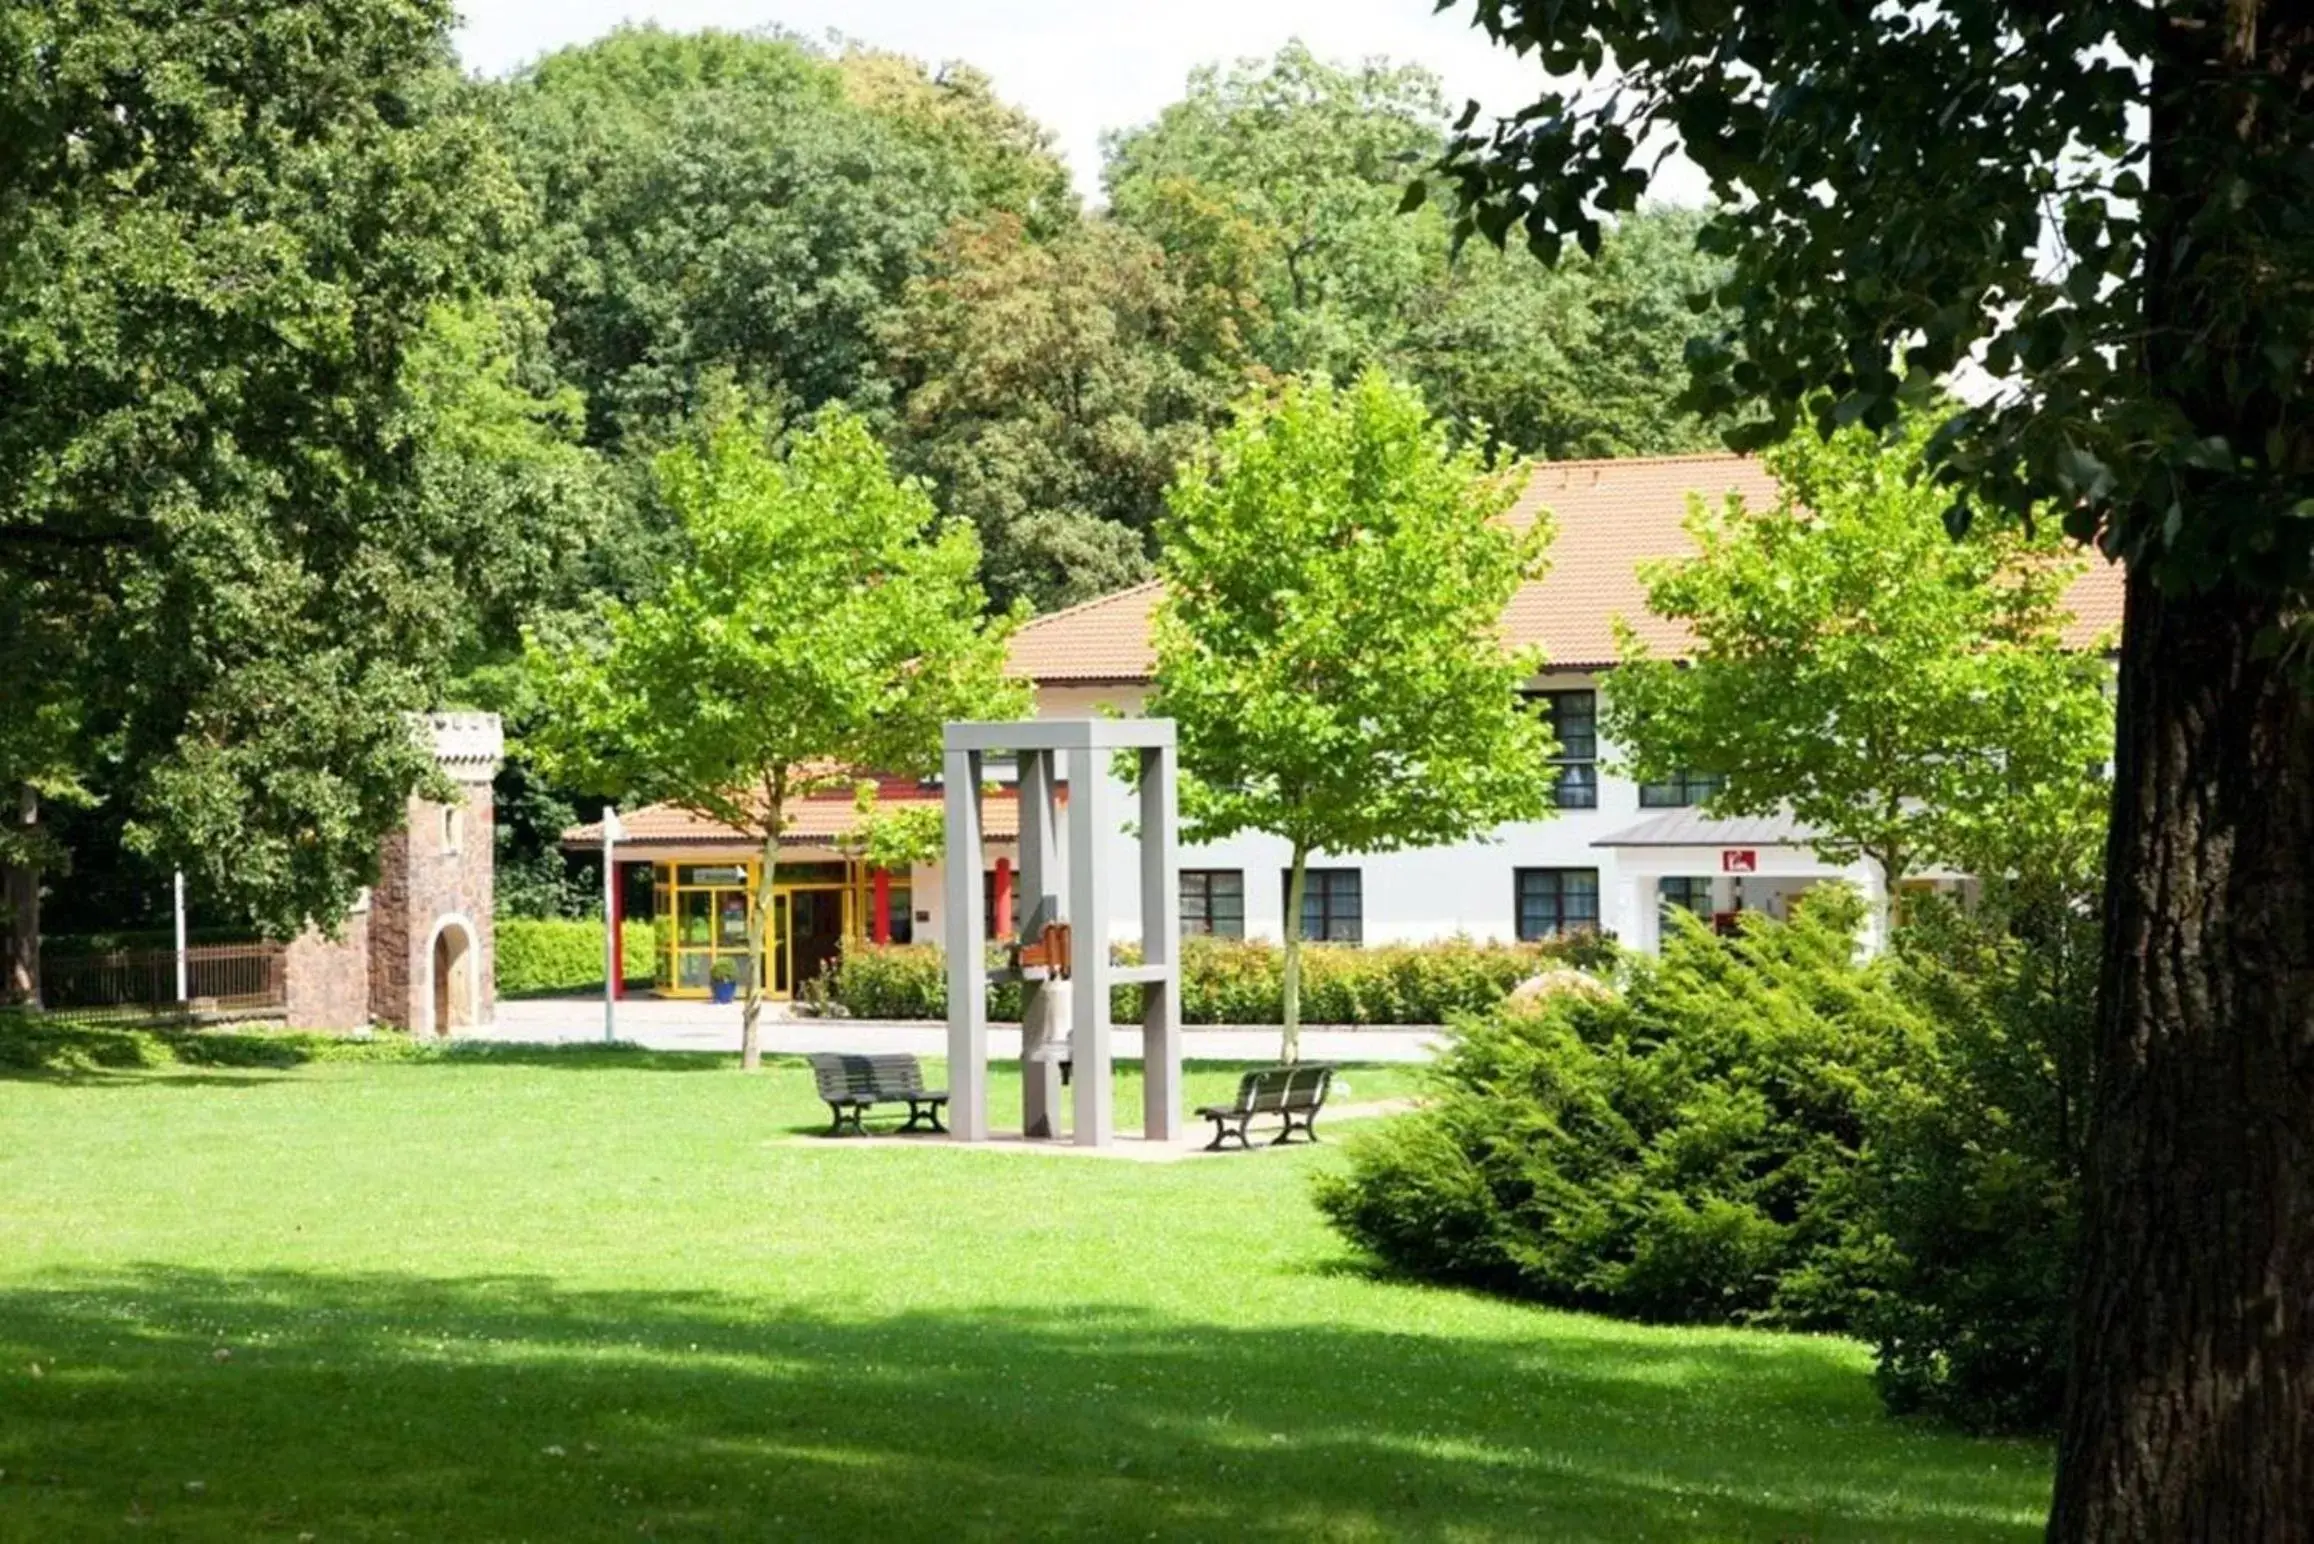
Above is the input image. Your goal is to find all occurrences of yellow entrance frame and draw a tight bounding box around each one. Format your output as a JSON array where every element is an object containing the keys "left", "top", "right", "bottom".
[{"left": 653, "top": 859, "right": 877, "bottom": 999}]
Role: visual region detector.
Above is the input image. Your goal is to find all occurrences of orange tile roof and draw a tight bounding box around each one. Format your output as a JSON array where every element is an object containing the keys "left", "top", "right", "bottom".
[
  {"left": 562, "top": 776, "right": 1052, "bottom": 849},
  {"left": 1005, "top": 453, "right": 2127, "bottom": 682}
]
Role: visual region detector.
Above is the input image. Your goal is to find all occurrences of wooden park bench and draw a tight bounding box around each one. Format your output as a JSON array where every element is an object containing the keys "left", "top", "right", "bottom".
[
  {"left": 1196, "top": 1063, "right": 1335, "bottom": 1151},
  {"left": 806, "top": 1052, "right": 949, "bottom": 1137}
]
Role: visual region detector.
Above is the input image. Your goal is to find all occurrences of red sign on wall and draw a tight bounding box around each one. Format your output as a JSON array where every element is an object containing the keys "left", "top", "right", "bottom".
[{"left": 1721, "top": 849, "right": 1759, "bottom": 874}]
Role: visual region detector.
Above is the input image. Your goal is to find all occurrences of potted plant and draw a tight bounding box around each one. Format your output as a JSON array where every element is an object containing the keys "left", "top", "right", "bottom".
[{"left": 708, "top": 957, "right": 739, "bottom": 1004}]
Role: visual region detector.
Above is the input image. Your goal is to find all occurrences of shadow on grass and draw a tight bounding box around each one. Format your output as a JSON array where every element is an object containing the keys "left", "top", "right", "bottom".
[{"left": 0, "top": 1266, "right": 2048, "bottom": 1543}]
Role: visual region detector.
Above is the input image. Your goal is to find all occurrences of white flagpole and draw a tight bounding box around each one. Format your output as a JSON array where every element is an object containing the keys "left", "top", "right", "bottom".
[
  {"left": 602, "top": 806, "right": 623, "bottom": 1044},
  {"left": 173, "top": 870, "right": 188, "bottom": 1004}
]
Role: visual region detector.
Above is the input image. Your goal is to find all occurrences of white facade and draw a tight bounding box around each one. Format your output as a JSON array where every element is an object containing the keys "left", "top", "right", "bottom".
[{"left": 915, "top": 673, "right": 1884, "bottom": 956}]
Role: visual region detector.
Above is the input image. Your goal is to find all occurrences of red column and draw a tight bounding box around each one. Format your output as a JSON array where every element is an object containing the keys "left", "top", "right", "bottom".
[
  {"left": 871, "top": 868, "right": 893, "bottom": 945},
  {"left": 994, "top": 855, "right": 1014, "bottom": 940},
  {"left": 608, "top": 861, "right": 625, "bottom": 1000}
]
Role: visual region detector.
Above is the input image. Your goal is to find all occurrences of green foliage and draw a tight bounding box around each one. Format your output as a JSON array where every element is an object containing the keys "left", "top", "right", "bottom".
[
  {"left": 491, "top": 26, "right": 1046, "bottom": 450},
  {"left": 494, "top": 918, "right": 657, "bottom": 997},
  {"left": 1104, "top": 43, "right": 1730, "bottom": 458},
  {"left": 1860, "top": 898, "right": 2092, "bottom": 1431},
  {"left": 0, "top": 0, "right": 597, "bottom": 936},
  {"left": 1149, "top": 370, "right": 1557, "bottom": 1054},
  {"left": 884, "top": 215, "right": 1243, "bottom": 611},
  {"left": 817, "top": 933, "right": 1611, "bottom": 1026},
  {"left": 523, "top": 408, "right": 1025, "bottom": 1064},
  {"left": 1315, "top": 892, "right": 2092, "bottom": 1431},
  {"left": 1433, "top": 6, "right": 2310, "bottom": 599},
  {"left": 1603, "top": 421, "right": 2113, "bottom": 897},
  {"left": 1314, "top": 893, "right": 1912, "bottom": 1326}
]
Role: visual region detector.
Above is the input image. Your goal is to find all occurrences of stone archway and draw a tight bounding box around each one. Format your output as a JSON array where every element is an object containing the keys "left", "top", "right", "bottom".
[{"left": 429, "top": 918, "right": 476, "bottom": 1036}]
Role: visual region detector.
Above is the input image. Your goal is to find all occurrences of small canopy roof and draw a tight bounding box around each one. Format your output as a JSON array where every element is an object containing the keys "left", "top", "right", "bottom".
[{"left": 1593, "top": 808, "right": 1826, "bottom": 849}]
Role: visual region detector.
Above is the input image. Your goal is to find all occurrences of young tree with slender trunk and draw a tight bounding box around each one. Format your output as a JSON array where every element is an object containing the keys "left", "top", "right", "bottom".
[
  {"left": 1147, "top": 369, "right": 1557, "bottom": 1061},
  {"left": 1604, "top": 422, "right": 2114, "bottom": 936},
  {"left": 527, "top": 410, "right": 1025, "bottom": 1069},
  {"left": 1432, "top": 4, "right": 2314, "bottom": 1530}
]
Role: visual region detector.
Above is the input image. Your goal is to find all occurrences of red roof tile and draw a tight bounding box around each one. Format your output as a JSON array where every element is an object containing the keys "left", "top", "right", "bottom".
[
  {"left": 1005, "top": 453, "right": 2127, "bottom": 682},
  {"left": 562, "top": 776, "right": 1055, "bottom": 849}
]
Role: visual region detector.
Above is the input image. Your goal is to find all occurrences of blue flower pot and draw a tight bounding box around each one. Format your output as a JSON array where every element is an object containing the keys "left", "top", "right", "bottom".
[{"left": 710, "top": 979, "right": 737, "bottom": 1004}]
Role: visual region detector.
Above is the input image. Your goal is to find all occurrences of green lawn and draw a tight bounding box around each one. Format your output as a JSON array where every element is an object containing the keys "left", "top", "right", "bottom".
[{"left": 0, "top": 1040, "right": 2051, "bottom": 1541}]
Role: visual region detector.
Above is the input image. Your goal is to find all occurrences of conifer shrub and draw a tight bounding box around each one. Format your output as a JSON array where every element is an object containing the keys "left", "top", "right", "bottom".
[{"left": 1311, "top": 892, "right": 1916, "bottom": 1327}]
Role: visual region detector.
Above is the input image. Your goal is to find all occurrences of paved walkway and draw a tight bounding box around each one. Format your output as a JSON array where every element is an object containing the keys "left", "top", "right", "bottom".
[{"left": 478, "top": 995, "right": 1444, "bottom": 1064}]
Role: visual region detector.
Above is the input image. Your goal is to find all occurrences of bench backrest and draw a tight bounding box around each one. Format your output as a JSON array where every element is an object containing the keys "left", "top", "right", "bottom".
[
  {"left": 1234, "top": 1063, "right": 1333, "bottom": 1115},
  {"left": 808, "top": 1052, "right": 928, "bottom": 1101}
]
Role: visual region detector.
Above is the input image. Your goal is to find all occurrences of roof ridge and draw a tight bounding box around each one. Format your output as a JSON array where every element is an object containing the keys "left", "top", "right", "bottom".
[
  {"left": 1531, "top": 451, "right": 1751, "bottom": 472},
  {"left": 1012, "top": 576, "right": 1165, "bottom": 634}
]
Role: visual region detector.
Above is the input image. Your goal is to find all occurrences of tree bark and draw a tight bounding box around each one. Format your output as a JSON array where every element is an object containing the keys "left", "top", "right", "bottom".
[
  {"left": 740, "top": 773, "right": 788, "bottom": 1075},
  {"left": 2, "top": 785, "right": 38, "bottom": 1008},
  {"left": 2048, "top": 570, "right": 2314, "bottom": 1540},
  {"left": 1280, "top": 844, "right": 1308, "bottom": 1065}
]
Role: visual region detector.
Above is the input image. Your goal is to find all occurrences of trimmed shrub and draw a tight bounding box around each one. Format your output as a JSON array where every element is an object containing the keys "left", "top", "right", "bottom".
[
  {"left": 1311, "top": 892, "right": 1919, "bottom": 1329},
  {"left": 811, "top": 932, "right": 1613, "bottom": 1024},
  {"left": 1311, "top": 888, "right": 2090, "bottom": 1432},
  {"left": 496, "top": 918, "right": 658, "bottom": 997}
]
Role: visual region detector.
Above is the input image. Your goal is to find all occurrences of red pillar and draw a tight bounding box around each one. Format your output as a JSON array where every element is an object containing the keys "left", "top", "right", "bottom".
[
  {"left": 608, "top": 861, "right": 625, "bottom": 1000},
  {"left": 871, "top": 868, "right": 893, "bottom": 945},
  {"left": 994, "top": 855, "right": 1014, "bottom": 941}
]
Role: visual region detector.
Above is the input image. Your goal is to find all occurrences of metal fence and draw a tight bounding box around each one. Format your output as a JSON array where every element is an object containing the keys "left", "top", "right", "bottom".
[{"left": 39, "top": 942, "right": 287, "bottom": 1022}]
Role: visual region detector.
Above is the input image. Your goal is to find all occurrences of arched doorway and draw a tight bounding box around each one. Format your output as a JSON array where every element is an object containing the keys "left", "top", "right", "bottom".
[{"left": 430, "top": 920, "right": 474, "bottom": 1036}]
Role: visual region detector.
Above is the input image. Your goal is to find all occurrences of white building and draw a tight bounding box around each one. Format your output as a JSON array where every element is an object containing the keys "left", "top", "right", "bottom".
[
  {"left": 997, "top": 452, "right": 2121, "bottom": 958},
  {"left": 574, "top": 453, "right": 2123, "bottom": 997}
]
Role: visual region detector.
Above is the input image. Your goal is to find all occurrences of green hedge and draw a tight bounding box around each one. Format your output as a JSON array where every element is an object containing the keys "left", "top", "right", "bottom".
[
  {"left": 496, "top": 918, "right": 659, "bottom": 997},
  {"left": 811, "top": 932, "right": 1613, "bottom": 1025}
]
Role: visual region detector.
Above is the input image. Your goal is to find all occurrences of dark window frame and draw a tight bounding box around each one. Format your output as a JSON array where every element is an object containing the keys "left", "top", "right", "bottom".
[
  {"left": 1639, "top": 769, "right": 1726, "bottom": 808},
  {"left": 1528, "top": 689, "right": 1599, "bottom": 810},
  {"left": 1287, "top": 867, "right": 1363, "bottom": 945},
  {"left": 1515, "top": 868, "right": 1601, "bottom": 941},
  {"left": 1180, "top": 869, "right": 1246, "bottom": 938},
  {"left": 1658, "top": 875, "right": 1713, "bottom": 917}
]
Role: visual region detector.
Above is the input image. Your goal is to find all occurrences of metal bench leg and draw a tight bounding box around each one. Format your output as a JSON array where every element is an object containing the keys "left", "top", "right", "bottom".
[{"left": 827, "top": 1102, "right": 868, "bottom": 1137}]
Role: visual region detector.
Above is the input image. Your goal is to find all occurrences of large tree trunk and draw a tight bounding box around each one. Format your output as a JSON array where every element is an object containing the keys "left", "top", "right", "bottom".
[
  {"left": 2048, "top": 570, "right": 2314, "bottom": 1539},
  {"left": 2, "top": 785, "right": 37, "bottom": 1007}
]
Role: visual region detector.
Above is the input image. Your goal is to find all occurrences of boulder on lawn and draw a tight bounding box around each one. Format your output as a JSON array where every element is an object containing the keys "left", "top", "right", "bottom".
[{"left": 1502, "top": 968, "right": 1614, "bottom": 1019}]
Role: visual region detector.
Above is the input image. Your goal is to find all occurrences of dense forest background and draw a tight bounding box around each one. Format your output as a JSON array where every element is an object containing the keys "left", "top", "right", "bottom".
[{"left": 25, "top": 23, "right": 1732, "bottom": 934}]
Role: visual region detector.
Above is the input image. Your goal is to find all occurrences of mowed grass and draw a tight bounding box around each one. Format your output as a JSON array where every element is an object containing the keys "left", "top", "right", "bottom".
[{"left": 0, "top": 1043, "right": 2052, "bottom": 1541}]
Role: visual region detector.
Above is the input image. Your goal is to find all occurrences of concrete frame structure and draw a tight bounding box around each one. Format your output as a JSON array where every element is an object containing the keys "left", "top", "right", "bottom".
[{"left": 943, "top": 718, "right": 1180, "bottom": 1148}]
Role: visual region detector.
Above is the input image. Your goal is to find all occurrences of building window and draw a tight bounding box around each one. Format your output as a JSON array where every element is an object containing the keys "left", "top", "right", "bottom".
[
  {"left": 1288, "top": 868, "right": 1362, "bottom": 944},
  {"left": 440, "top": 805, "right": 463, "bottom": 855},
  {"left": 1516, "top": 868, "right": 1600, "bottom": 940},
  {"left": 1658, "top": 876, "right": 1713, "bottom": 917},
  {"left": 1181, "top": 870, "right": 1245, "bottom": 938},
  {"left": 1530, "top": 690, "right": 1598, "bottom": 809},
  {"left": 1639, "top": 770, "right": 1725, "bottom": 808}
]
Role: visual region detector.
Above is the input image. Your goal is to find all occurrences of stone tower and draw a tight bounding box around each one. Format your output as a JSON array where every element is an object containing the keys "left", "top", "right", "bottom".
[{"left": 283, "top": 712, "right": 503, "bottom": 1034}]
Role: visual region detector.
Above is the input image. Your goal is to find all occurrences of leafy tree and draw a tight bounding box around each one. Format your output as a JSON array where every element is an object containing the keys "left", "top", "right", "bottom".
[
  {"left": 1603, "top": 422, "right": 2113, "bottom": 929},
  {"left": 492, "top": 27, "right": 1053, "bottom": 453},
  {"left": 525, "top": 410, "right": 1026, "bottom": 1069},
  {"left": 885, "top": 214, "right": 1245, "bottom": 610},
  {"left": 833, "top": 48, "right": 1076, "bottom": 238},
  {"left": 1106, "top": 43, "right": 1447, "bottom": 384},
  {"left": 1148, "top": 370, "right": 1556, "bottom": 1060},
  {"left": 1106, "top": 43, "right": 1728, "bottom": 457},
  {"left": 1435, "top": 1, "right": 2314, "bottom": 1524},
  {"left": 0, "top": 0, "right": 588, "bottom": 949}
]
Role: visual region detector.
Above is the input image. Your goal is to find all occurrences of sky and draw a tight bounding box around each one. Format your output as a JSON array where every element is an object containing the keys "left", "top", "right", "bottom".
[{"left": 451, "top": 0, "right": 1706, "bottom": 204}]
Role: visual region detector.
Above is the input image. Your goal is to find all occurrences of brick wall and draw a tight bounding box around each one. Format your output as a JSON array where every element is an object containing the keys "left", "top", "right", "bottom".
[
  {"left": 285, "top": 909, "right": 370, "bottom": 1031},
  {"left": 369, "top": 778, "right": 496, "bottom": 1035}
]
